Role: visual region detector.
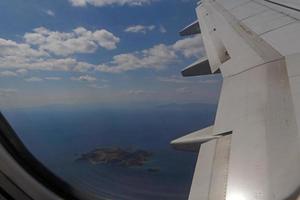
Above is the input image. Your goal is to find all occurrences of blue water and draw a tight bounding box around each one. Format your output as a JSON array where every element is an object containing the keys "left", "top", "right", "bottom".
[{"left": 3, "top": 104, "right": 216, "bottom": 200}]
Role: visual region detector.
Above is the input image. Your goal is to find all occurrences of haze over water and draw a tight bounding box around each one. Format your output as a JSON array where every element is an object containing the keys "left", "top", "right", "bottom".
[
  {"left": 3, "top": 104, "right": 216, "bottom": 200},
  {"left": 0, "top": 0, "right": 222, "bottom": 199}
]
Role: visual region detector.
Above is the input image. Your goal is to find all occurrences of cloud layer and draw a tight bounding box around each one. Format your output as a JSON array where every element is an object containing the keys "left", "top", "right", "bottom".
[
  {"left": 24, "top": 27, "right": 120, "bottom": 56},
  {"left": 69, "top": 0, "right": 154, "bottom": 7},
  {"left": 125, "top": 25, "right": 155, "bottom": 34},
  {"left": 96, "top": 35, "right": 204, "bottom": 73},
  {"left": 45, "top": 9, "right": 55, "bottom": 16},
  {"left": 0, "top": 27, "right": 121, "bottom": 72},
  {"left": 0, "top": 24, "right": 203, "bottom": 74},
  {"left": 71, "top": 75, "right": 97, "bottom": 82}
]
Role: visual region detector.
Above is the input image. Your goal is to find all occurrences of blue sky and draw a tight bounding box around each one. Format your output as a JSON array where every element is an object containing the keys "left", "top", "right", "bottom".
[{"left": 0, "top": 0, "right": 222, "bottom": 108}]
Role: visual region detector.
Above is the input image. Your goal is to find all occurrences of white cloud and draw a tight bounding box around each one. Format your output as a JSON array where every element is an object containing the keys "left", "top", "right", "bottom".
[
  {"left": 96, "top": 36, "right": 203, "bottom": 73},
  {"left": 159, "top": 75, "right": 220, "bottom": 85},
  {"left": 0, "top": 38, "right": 47, "bottom": 58},
  {"left": 0, "top": 71, "right": 18, "bottom": 77},
  {"left": 96, "top": 44, "right": 177, "bottom": 73},
  {"left": 0, "top": 28, "right": 202, "bottom": 74},
  {"left": 0, "top": 88, "right": 18, "bottom": 97},
  {"left": 45, "top": 9, "right": 55, "bottom": 16},
  {"left": 159, "top": 25, "right": 167, "bottom": 33},
  {"left": 71, "top": 75, "right": 97, "bottom": 82},
  {"left": 0, "top": 28, "right": 114, "bottom": 72},
  {"left": 45, "top": 77, "right": 62, "bottom": 80},
  {"left": 125, "top": 25, "right": 155, "bottom": 34},
  {"left": 0, "top": 54, "right": 93, "bottom": 72},
  {"left": 25, "top": 77, "right": 44, "bottom": 82},
  {"left": 0, "top": 88, "right": 18, "bottom": 93},
  {"left": 0, "top": 69, "right": 28, "bottom": 77},
  {"left": 24, "top": 27, "right": 120, "bottom": 56},
  {"left": 16, "top": 69, "right": 28, "bottom": 75},
  {"left": 158, "top": 75, "right": 190, "bottom": 83},
  {"left": 128, "top": 89, "right": 146, "bottom": 95},
  {"left": 24, "top": 58, "right": 91, "bottom": 71},
  {"left": 88, "top": 84, "right": 109, "bottom": 89},
  {"left": 173, "top": 35, "right": 204, "bottom": 58},
  {"left": 176, "top": 87, "right": 189, "bottom": 94},
  {"left": 69, "top": 0, "right": 154, "bottom": 7}
]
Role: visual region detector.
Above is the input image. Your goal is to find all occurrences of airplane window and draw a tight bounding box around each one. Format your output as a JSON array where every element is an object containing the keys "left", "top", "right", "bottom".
[{"left": 0, "top": 0, "right": 221, "bottom": 199}]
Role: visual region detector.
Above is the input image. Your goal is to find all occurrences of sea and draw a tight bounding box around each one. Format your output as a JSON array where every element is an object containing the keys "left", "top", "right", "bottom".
[{"left": 2, "top": 104, "right": 216, "bottom": 200}]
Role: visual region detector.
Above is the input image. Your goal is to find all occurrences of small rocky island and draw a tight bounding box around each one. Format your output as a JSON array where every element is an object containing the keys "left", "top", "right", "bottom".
[{"left": 76, "top": 147, "right": 157, "bottom": 169}]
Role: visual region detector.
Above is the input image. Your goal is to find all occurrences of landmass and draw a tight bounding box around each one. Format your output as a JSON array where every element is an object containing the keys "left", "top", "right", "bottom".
[
  {"left": 147, "top": 167, "right": 160, "bottom": 173},
  {"left": 76, "top": 147, "right": 158, "bottom": 170}
]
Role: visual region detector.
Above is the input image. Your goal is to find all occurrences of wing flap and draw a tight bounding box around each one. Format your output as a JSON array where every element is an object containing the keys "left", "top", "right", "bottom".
[
  {"left": 179, "top": 21, "right": 201, "bottom": 36},
  {"left": 181, "top": 58, "right": 220, "bottom": 77},
  {"left": 171, "top": 126, "right": 216, "bottom": 152},
  {"left": 188, "top": 140, "right": 216, "bottom": 200},
  {"left": 187, "top": 134, "right": 232, "bottom": 200}
]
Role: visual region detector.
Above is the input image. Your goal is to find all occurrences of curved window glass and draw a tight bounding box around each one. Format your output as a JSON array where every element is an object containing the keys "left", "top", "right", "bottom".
[{"left": 0, "top": 0, "right": 221, "bottom": 199}]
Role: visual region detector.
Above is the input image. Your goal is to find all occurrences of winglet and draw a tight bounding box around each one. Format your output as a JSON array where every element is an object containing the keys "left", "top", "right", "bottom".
[
  {"left": 179, "top": 20, "right": 201, "bottom": 36},
  {"left": 181, "top": 57, "right": 220, "bottom": 77},
  {"left": 171, "top": 126, "right": 218, "bottom": 152}
]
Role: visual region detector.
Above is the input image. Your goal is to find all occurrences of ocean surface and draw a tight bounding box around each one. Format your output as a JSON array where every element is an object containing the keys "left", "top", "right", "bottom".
[{"left": 2, "top": 104, "right": 216, "bottom": 200}]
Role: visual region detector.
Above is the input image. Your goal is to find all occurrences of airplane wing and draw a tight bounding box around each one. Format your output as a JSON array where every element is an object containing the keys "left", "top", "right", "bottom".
[{"left": 171, "top": 0, "right": 300, "bottom": 199}]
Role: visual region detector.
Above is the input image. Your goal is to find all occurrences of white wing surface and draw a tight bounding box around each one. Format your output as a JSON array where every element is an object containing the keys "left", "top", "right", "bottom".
[{"left": 172, "top": 1, "right": 300, "bottom": 199}]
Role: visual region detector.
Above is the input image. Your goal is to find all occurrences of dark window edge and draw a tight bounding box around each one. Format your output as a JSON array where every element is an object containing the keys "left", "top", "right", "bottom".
[{"left": 0, "top": 112, "right": 98, "bottom": 200}]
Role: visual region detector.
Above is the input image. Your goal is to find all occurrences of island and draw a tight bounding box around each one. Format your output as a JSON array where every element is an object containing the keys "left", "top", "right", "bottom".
[
  {"left": 76, "top": 147, "right": 156, "bottom": 168},
  {"left": 147, "top": 167, "right": 160, "bottom": 173}
]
